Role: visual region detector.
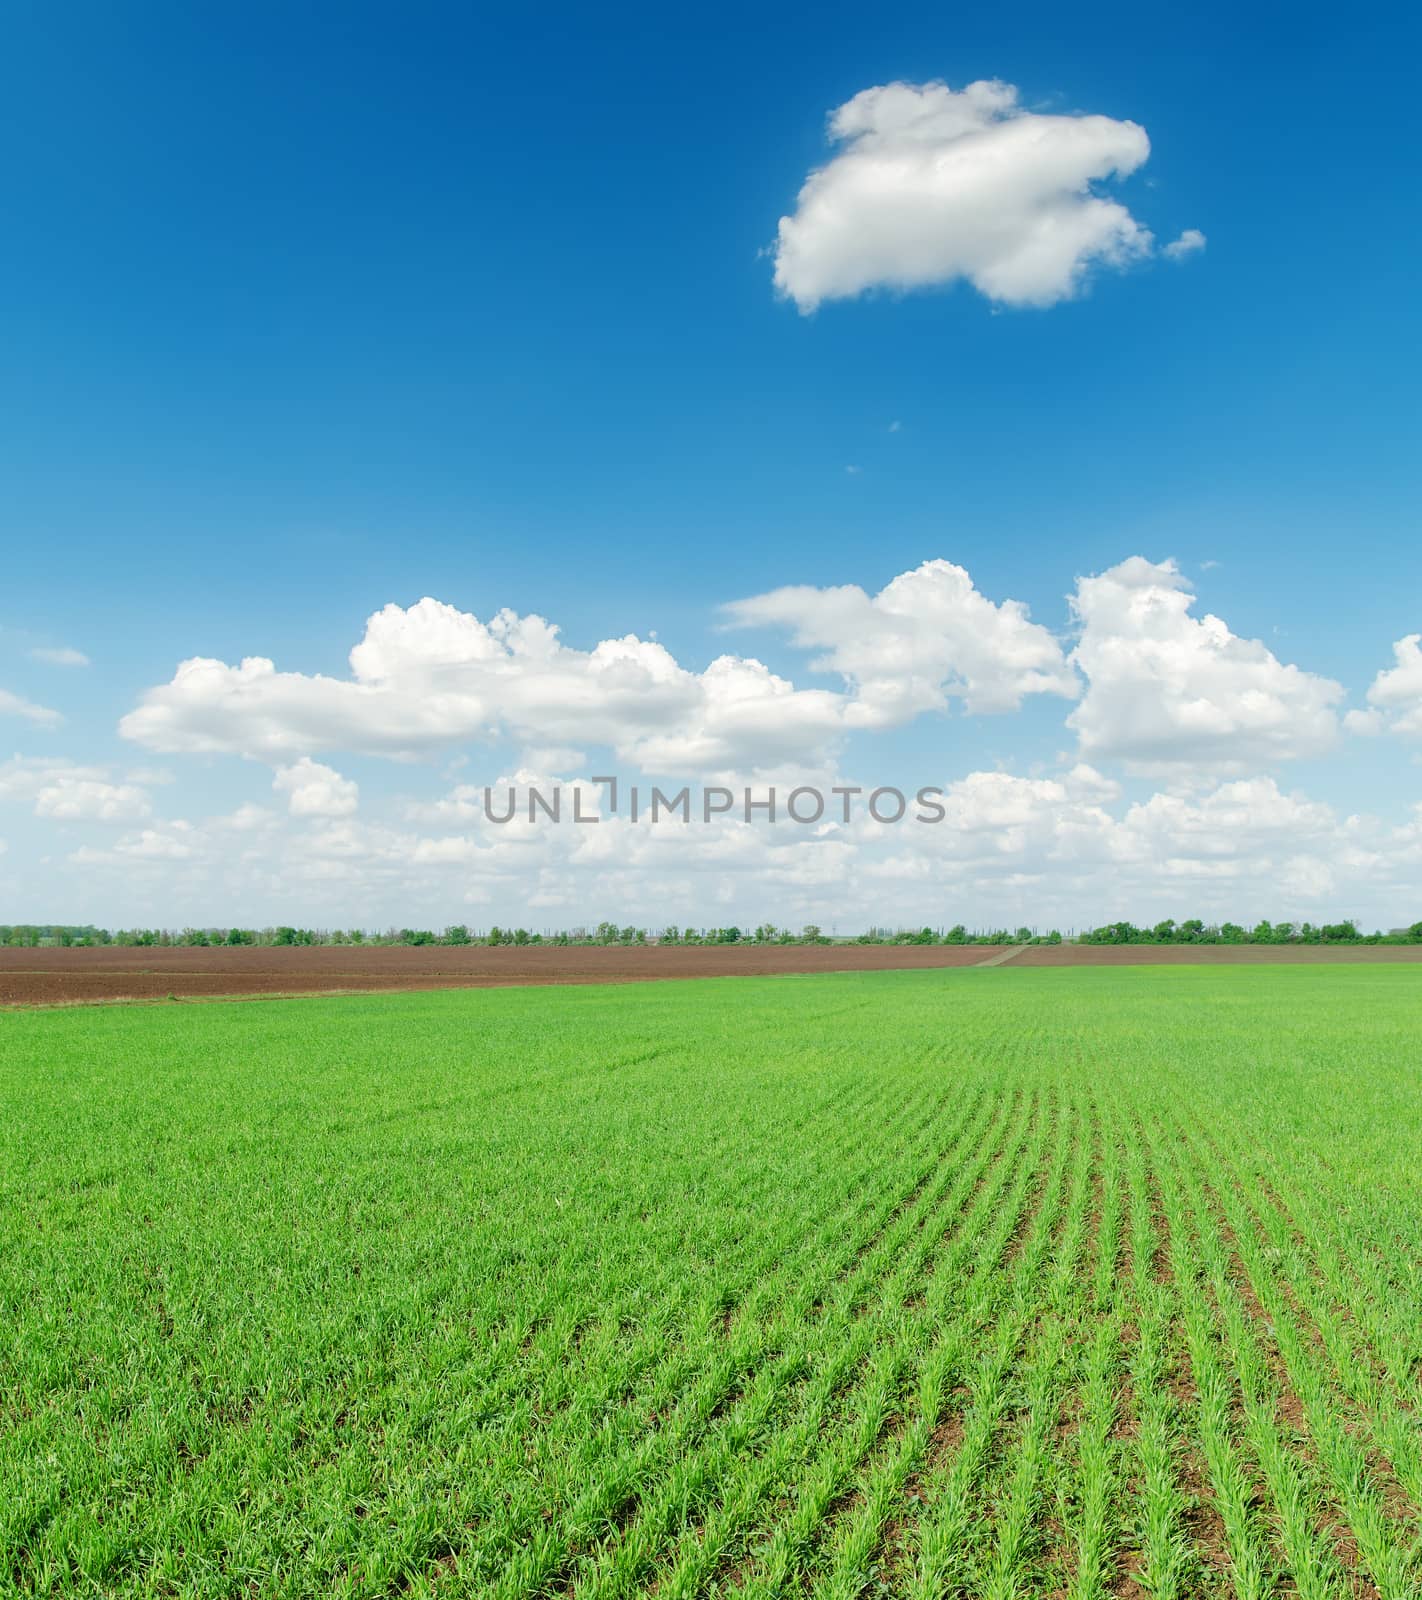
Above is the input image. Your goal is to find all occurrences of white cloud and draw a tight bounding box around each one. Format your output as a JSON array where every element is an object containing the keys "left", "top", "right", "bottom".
[
  {"left": 1351, "top": 635, "right": 1422, "bottom": 737},
  {"left": 273, "top": 757, "right": 359, "bottom": 818},
  {"left": 1111, "top": 778, "right": 1336, "bottom": 863},
  {"left": 34, "top": 777, "right": 152, "bottom": 823},
  {"left": 120, "top": 597, "right": 854, "bottom": 775},
  {"left": 1, "top": 756, "right": 113, "bottom": 800},
  {"left": 70, "top": 821, "right": 198, "bottom": 865},
  {"left": 860, "top": 768, "right": 1393, "bottom": 926},
  {"left": 215, "top": 802, "right": 280, "bottom": 832},
  {"left": 1067, "top": 558, "right": 1343, "bottom": 770},
  {"left": 29, "top": 646, "right": 90, "bottom": 667},
  {"left": 1, "top": 756, "right": 94, "bottom": 799},
  {"left": 725, "top": 559, "right": 1077, "bottom": 722},
  {"left": 30, "top": 747, "right": 1422, "bottom": 933},
  {"left": 773, "top": 78, "right": 1164, "bottom": 311},
  {"left": 1163, "top": 227, "right": 1207, "bottom": 261},
  {"left": 1, "top": 757, "right": 153, "bottom": 823},
  {"left": 0, "top": 688, "right": 61, "bottom": 726},
  {"left": 520, "top": 745, "right": 585, "bottom": 774},
  {"left": 116, "top": 561, "right": 1360, "bottom": 784}
]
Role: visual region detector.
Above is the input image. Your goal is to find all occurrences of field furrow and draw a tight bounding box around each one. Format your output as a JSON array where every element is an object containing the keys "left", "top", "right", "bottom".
[{"left": 4, "top": 965, "right": 1421, "bottom": 1598}]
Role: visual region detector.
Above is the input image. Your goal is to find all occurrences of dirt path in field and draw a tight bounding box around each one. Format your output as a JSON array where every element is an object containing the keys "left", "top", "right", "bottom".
[
  {"left": 1, "top": 941, "right": 1419, "bottom": 1007},
  {"left": 974, "top": 944, "right": 1031, "bottom": 967}
]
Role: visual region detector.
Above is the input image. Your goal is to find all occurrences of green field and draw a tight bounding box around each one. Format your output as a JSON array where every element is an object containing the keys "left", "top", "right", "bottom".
[{"left": 4, "top": 967, "right": 1422, "bottom": 1598}]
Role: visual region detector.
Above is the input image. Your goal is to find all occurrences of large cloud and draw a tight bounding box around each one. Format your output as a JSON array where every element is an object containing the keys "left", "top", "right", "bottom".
[
  {"left": 120, "top": 573, "right": 1076, "bottom": 776},
  {"left": 1067, "top": 558, "right": 1343, "bottom": 771},
  {"left": 121, "top": 600, "right": 841, "bottom": 772},
  {"left": 724, "top": 559, "right": 1077, "bottom": 721},
  {"left": 773, "top": 78, "right": 1163, "bottom": 312}
]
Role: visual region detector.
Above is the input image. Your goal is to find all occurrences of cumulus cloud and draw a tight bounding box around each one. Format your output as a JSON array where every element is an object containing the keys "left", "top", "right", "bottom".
[
  {"left": 34, "top": 777, "right": 152, "bottom": 823},
  {"left": 0, "top": 756, "right": 152, "bottom": 822},
  {"left": 724, "top": 559, "right": 1077, "bottom": 721},
  {"left": 1067, "top": 558, "right": 1343, "bottom": 770},
  {"left": 125, "top": 579, "right": 1065, "bottom": 778},
  {"left": 118, "top": 561, "right": 1361, "bottom": 782},
  {"left": 29, "top": 646, "right": 90, "bottom": 667},
  {"left": 1111, "top": 778, "right": 1337, "bottom": 864},
  {"left": 71, "top": 822, "right": 197, "bottom": 865},
  {"left": 860, "top": 768, "right": 1390, "bottom": 924},
  {"left": 273, "top": 757, "right": 359, "bottom": 818},
  {"left": 0, "top": 756, "right": 103, "bottom": 800},
  {"left": 773, "top": 78, "right": 1168, "bottom": 311},
  {"left": 120, "top": 598, "right": 854, "bottom": 775},
  {"left": 1163, "top": 228, "right": 1207, "bottom": 261},
  {"left": 1, "top": 757, "right": 152, "bottom": 823},
  {"left": 0, "top": 688, "right": 61, "bottom": 726},
  {"left": 1348, "top": 635, "right": 1422, "bottom": 738},
  {"left": 32, "top": 746, "right": 1420, "bottom": 932}
]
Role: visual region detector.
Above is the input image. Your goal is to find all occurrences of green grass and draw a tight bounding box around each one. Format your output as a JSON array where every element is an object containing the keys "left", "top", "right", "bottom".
[{"left": 3, "top": 965, "right": 1422, "bottom": 1598}]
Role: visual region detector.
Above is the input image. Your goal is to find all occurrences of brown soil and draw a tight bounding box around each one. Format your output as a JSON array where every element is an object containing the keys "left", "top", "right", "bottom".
[
  {"left": 0, "top": 942, "right": 989, "bottom": 1006},
  {"left": 1012, "top": 944, "right": 1422, "bottom": 965},
  {"left": 1, "top": 940, "right": 1417, "bottom": 1008}
]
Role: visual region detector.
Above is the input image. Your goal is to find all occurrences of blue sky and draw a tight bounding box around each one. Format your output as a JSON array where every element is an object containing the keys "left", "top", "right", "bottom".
[{"left": 3, "top": 1, "right": 1420, "bottom": 931}]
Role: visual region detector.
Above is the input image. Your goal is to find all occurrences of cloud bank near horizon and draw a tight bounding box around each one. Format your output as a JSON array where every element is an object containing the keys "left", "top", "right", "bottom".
[{"left": 4, "top": 552, "right": 1415, "bottom": 929}]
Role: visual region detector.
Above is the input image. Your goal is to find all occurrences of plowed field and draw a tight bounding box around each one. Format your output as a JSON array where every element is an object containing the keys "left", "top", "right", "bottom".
[{"left": 3, "top": 939, "right": 1418, "bottom": 1006}]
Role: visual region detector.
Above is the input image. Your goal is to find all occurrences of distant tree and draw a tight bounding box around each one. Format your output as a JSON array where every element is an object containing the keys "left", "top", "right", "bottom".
[{"left": 443, "top": 924, "right": 471, "bottom": 946}]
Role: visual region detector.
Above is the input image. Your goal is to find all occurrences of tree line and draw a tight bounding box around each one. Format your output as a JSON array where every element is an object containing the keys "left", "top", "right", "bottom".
[{"left": 3, "top": 917, "right": 1421, "bottom": 949}]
